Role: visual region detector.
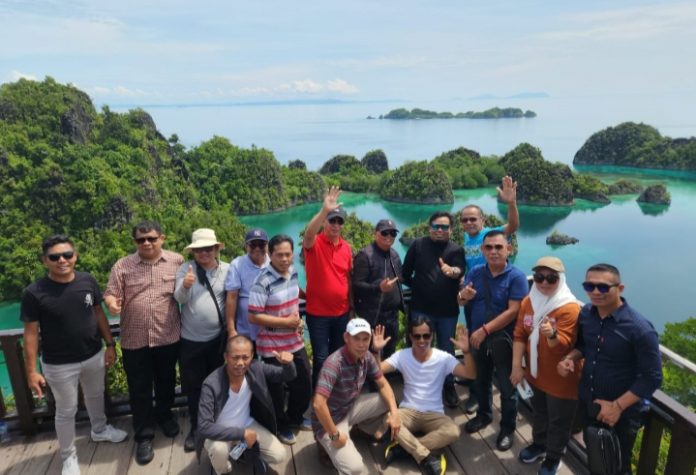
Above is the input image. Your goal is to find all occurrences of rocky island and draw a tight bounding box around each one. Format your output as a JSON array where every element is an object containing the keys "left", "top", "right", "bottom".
[{"left": 380, "top": 107, "right": 536, "bottom": 120}]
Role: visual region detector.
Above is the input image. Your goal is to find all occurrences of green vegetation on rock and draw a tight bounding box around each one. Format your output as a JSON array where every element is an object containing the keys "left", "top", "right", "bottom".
[
  {"left": 637, "top": 184, "right": 671, "bottom": 205},
  {"left": 607, "top": 179, "right": 643, "bottom": 195},
  {"left": 381, "top": 107, "right": 536, "bottom": 120},
  {"left": 379, "top": 161, "right": 453, "bottom": 204},
  {"left": 432, "top": 147, "right": 505, "bottom": 189}
]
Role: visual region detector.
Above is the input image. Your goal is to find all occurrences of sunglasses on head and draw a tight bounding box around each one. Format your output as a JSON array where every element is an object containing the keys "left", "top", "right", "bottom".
[
  {"left": 192, "top": 245, "right": 216, "bottom": 253},
  {"left": 483, "top": 244, "right": 505, "bottom": 251},
  {"left": 135, "top": 236, "right": 159, "bottom": 245},
  {"left": 46, "top": 251, "right": 75, "bottom": 262},
  {"left": 460, "top": 217, "right": 478, "bottom": 223},
  {"left": 380, "top": 230, "right": 397, "bottom": 237},
  {"left": 248, "top": 240, "right": 267, "bottom": 249},
  {"left": 582, "top": 282, "right": 620, "bottom": 293},
  {"left": 328, "top": 217, "right": 344, "bottom": 225},
  {"left": 411, "top": 332, "right": 432, "bottom": 341},
  {"left": 533, "top": 272, "right": 560, "bottom": 284},
  {"left": 430, "top": 224, "right": 450, "bottom": 231}
]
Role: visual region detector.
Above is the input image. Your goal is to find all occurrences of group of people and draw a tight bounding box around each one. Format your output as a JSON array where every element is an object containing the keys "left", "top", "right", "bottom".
[{"left": 21, "top": 176, "right": 662, "bottom": 475}]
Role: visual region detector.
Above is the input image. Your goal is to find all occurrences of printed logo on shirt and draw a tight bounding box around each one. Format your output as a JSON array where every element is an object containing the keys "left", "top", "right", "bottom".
[
  {"left": 523, "top": 314, "right": 534, "bottom": 329},
  {"left": 84, "top": 292, "right": 94, "bottom": 308}
]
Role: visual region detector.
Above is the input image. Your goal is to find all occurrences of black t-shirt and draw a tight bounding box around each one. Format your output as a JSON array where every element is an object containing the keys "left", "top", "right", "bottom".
[{"left": 20, "top": 271, "right": 103, "bottom": 364}]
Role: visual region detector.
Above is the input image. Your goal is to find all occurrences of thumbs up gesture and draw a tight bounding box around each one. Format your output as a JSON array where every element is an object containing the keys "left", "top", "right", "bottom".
[
  {"left": 457, "top": 282, "right": 477, "bottom": 303},
  {"left": 183, "top": 264, "right": 196, "bottom": 289},
  {"left": 379, "top": 277, "right": 399, "bottom": 293}
]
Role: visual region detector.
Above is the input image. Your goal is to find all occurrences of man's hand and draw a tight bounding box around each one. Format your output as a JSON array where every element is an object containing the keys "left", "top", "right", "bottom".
[
  {"left": 594, "top": 399, "right": 622, "bottom": 427},
  {"left": 450, "top": 326, "right": 470, "bottom": 353},
  {"left": 372, "top": 325, "right": 391, "bottom": 353},
  {"left": 379, "top": 277, "right": 399, "bottom": 293},
  {"left": 557, "top": 358, "right": 575, "bottom": 377},
  {"left": 322, "top": 185, "right": 343, "bottom": 213},
  {"left": 469, "top": 327, "right": 487, "bottom": 350},
  {"left": 457, "top": 282, "right": 476, "bottom": 304},
  {"left": 285, "top": 312, "right": 302, "bottom": 330},
  {"left": 497, "top": 175, "right": 517, "bottom": 204},
  {"left": 105, "top": 297, "right": 122, "bottom": 315},
  {"left": 27, "top": 371, "right": 46, "bottom": 398},
  {"left": 510, "top": 365, "right": 525, "bottom": 386},
  {"left": 105, "top": 346, "right": 116, "bottom": 368},
  {"left": 243, "top": 428, "right": 258, "bottom": 447},
  {"left": 272, "top": 350, "right": 294, "bottom": 365},
  {"left": 539, "top": 317, "right": 554, "bottom": 339},
  {"left": 388, "top": 411, "right": 401, "bottom": 441},
  {"left": 331, "top": 431, "right": 348, "bottom": 449},
  {"left": 183, "top": 264, "right": 196, "bottom": 289},
  {"left": 438, "top": 258, "right": 459, "bottom": 278}
]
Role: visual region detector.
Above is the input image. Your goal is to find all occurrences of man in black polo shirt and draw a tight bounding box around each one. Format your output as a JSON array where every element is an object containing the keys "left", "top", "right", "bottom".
[{"left": 558, "top": 263, "right": 662, "bottom": 475}]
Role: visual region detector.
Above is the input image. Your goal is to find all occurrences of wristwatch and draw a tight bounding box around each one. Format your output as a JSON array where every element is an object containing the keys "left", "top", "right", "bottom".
[
  {"left": 549, "top": 328, "right": 558, "bottom": 340},
  {"left": 105, "top": 341, "right": 116, "bottom": 347},
  {"left": 329, "top": 431, "right": 340, "bottom": 441}
]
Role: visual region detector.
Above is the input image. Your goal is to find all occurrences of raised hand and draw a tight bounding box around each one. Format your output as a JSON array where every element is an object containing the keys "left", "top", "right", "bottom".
[
  {"left": 372, "top": 325, "right": 391, "bottom": 353},
  {"left": 183, "top": 264, "right": 196, "bottom": 289},
  {"left": 539, "top": 317, "right": 555, "bottom": 338},
  {"left": 497, "top": 175, "right": 518, "bottom": 204},
  {"left": 322, "top": 185, "right": 343, "bottom": 213},
  {"left": 379, "top": 277, "right": 399, "bottom": 293},
  {"left": 272, "top": 350, "right": 294, "bottom": 365},
  {"left": 450, "top": 325, "right": 470, "bottom": 353},
  {"left": 458, "top": 282, "right": 477, "bottom": 303}
]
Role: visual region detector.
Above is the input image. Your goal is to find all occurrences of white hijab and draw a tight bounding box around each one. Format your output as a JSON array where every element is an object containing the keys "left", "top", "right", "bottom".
[{"left": 528, "top": 272, "right": 578, "bottom": 378}]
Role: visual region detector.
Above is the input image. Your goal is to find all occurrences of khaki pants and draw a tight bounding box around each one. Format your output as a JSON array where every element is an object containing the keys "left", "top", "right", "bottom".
[
  {"left": 205, "top": 420, "right": 288, "bottom": 474},
  {"left": 317, "top": 393, "right": 389, "bottom": 475},
  {"left": 396, "top": 408, "right": 460, "bottom": 463}
]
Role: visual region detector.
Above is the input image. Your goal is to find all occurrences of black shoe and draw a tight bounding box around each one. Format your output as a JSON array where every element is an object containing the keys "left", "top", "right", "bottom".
[
  {"left": 384, "top": 441, "right": 406, "bottom": 465},
  {"left": 420, "top": 454, "right": 444, "bottom": 475},
  {"left": 135, "top": 439, "right": 154, "bottom": 465},
  {"left": 443, "top": 385, "right": 460, "bottom": 408},
  {"left": 519, "top": 442, "right": 546, "bottom": 464},
  {"left": 158, "top": 418, "right": 180, "bottom": 438},
  {"left": 496, "top": 429, "right": 514, "bottom": 451},
  {"left": 184, "top": 429, "right": 195, "bottom": 452},
  {"left": 464, "top": 397, "right": 479, "bottom": 414},
  {"left": 464, "top": 415, "right": 492, "bottom": 433}
]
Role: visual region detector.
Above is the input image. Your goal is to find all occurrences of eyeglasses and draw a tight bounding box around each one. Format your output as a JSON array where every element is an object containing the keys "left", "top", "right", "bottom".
[
  {"left": 46, "top": 251, "right": 75, "bottom": 262},
  {"left": 460, "top": 217, "right": 479, "bottom": 223},
  {"left": 582, "top": 282, "right": 620, "bottom": 293},
  {"left": 533, "top": 273, "right": 560, "bottom": 284},
  {"left": 192, "top": 245, "right": 216, "bottom": 253},
  {"left": 135, "top": 236, "right": 159, "bottom": 245},
  {"left": 380, "top": 230, "right": 397, "bottom": 237},
  {"left": 430, "top": 224, "right": 450, "bottom": 231},
  {"left": 411, "top": 333, "right": 432, "bottom": 341},
  {"left": 328, "top": 218, "right": 345, "bottom": 225},
  {"left": 247, "top": 240, "right": 267, "bottom": 249},
  {"left": 483, "top": 244, "right": 505, "bottom": 251}
]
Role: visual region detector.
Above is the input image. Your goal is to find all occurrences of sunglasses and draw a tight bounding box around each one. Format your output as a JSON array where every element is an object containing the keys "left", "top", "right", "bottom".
[
  {"left": 192, "top": 245, "right": 216, "bottom": 253},
  {"left": 533, "top": 273, "right": 560, "bottom": 284},
  {"left": 411, "top": 333, "right": 432, "bottom": 341},
  {"left": 135, "top": 236, "right": 159, "bottom": 245},
  {"left": 483, "top": 244, "right": 505, "bottom": 251},
  {"left": 460, "top": 217, "right": 479, "bottom": 223},
  {"left": 380, "top": 230, "right": 397, "bottom": 237},
  {"left": 46, "top": 251, "right": 75, "bottom": 262},
  {"left": 328, "top": 218, "right": 345, "bottom": 225},
  {"left": 582, "top": 282, "right": 620, "bottom": 293},
  {"left": 430, "top": 224, "right": 450, "bottom": 231},
  {"left": 248, "top": 240, "right": 267, "bottom": 249}
]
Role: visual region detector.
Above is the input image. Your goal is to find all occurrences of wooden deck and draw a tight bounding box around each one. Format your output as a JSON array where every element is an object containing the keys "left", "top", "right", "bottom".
[{"left": 1, "top": 383, "right": 588, "bottom": 475}]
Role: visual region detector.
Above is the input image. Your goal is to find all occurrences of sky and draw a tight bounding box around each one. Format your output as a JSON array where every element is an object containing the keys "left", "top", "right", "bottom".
[{"left": 1, "top": 0, "right": 696, "bottom": 106}]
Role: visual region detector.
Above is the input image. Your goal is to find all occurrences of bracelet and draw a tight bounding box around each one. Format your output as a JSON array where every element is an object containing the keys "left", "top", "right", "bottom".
[
  {"left": 614, "top": 400, "right": 624, "bottom": 411},
  {"left": 482, "top": 324, "right": 490, "bottom": 336}
]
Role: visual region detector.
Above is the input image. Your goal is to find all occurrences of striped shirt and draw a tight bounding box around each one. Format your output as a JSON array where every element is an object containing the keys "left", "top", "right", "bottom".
[
  {"left": 247, "top": 265, "right": 304, "bottom": 357},
  {"left": 104, "top": 250, "right": 184, "bottom": 349},
  {"left": 312, "top": 346, "right": 383, "bottom": 437}
]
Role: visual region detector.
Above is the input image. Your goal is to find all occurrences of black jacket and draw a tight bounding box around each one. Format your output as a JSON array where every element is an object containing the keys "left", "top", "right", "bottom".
[
  {"left": 352, "top": 242, "right": 404, "bottom": 325},
  {"left": 195, "top": 360, "right": 297, "bottom": 458}
]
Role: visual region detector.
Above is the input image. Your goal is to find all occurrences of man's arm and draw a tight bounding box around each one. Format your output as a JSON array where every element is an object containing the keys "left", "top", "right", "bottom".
[
  {"left": 248, "top": 310, "right": 301, "bottom": 330},
  {"left": 498, "top": 175, "right": 519, "bottom": 236},
  {"left": 469, "top": 299, "right": 521, "bottom": 350},
  {"left": 373, "top": 375, "right": 401, "bottom": 440},
  {"left": 313, "top": 393, "right": 344, "bottom": 445},
  {"left": 95, "top": 304, "right": 116, "bottom": 367},
  {"left": 401, "top": 244, "right": 416, "bottom": 288},
  {"left": 303, "top": 186, "right": 342, "bottom": 250},
  {"left": 197, "top": 380, "right": 246, "bottom": 442},
  {"left": 23, "top": 322, "right": 46, "bottom": 398},
  {"left": 225, "top": 290, "right": 239, "bottom": 338}
]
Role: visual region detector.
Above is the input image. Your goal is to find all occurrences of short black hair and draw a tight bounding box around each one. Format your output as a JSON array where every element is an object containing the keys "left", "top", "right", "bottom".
[
  {"left": 587, "top": 263, "right": 621, "bottom": 281},
  {"left": 132, "top": 220, "right": 163, "bottom": 238},
  {"left": 41, "top": 235, "right": 74, "bottom": 255},
  {"left": 226, "top": 335, "right": 254, "bottom": 353},
  {"left": 428, "top": 211, "right": 453, "bottom": 226},
  {"left": 408, "top": 315, "right": 434, "bottom": 336},
  {"left": 268, "top": 234, "right": 294, "bottom": 254},
  {"left": 482, "top": 229, "right": 505, "bottom": 242}
]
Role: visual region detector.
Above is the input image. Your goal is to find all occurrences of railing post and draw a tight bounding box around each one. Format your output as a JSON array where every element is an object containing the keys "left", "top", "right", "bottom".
[
  {"left": 664, "top": 421, "right": 696, "bottom": 475},
  {"left": 2, "top": 335, "right": 37, "bottom": 434},
  {"left": 636, "top": 413, "right": 664, "bottom": 475}
]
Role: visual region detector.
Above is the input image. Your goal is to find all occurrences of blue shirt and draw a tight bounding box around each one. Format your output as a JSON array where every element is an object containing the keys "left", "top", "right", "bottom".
[
  {"left": 463, "top": 262, "right": 528, "bottom": 332},
  {"left": 575, "top": 299, "right": 662, "bottom": 413},
  {"left": 224, "top": 254, "right": 269, "bottom": 340},
  {"left": 463, "top": 226, "right": 504, "bottom": 270}
]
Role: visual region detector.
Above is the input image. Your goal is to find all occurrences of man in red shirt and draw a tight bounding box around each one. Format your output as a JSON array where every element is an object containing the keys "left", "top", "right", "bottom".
[{"left": 303, "top": 186, "right": 353, "bottom": 385}]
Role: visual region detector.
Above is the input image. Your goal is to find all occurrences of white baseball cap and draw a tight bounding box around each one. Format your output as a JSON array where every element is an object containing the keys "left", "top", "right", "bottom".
[{"left": 346, "top": 318, "right": 371, "bottom": 336}]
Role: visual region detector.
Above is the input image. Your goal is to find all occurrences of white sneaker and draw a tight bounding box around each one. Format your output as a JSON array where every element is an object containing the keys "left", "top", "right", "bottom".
[
  {"left": 91, "top": 424, "right": 128, "bottom": 443},
  {"left": 62, "top": 453, "right": 80, "bottom": 475}
]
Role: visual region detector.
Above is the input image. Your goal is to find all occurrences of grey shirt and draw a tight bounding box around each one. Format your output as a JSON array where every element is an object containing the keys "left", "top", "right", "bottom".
[{"left": 175, "top": 260, "right": 230, "bottom": 342}]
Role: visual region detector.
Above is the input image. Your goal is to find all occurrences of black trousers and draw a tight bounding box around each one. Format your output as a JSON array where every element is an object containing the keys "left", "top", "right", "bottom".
[
  {"left": 122, "top": 342, "right": 179, "bottom": 441},
  {"left": 179, "top": 335, "right": 224, "bottom": 431},
  {"left": 530, "top": 387, "right": 578, "bottom": 460},
  {"left": 262, "top": 347, "right": 312, "bottom": 430}
]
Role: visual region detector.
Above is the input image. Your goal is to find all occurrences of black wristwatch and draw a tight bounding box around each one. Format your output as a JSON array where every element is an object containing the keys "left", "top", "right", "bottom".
[
  {"left": 549, "top": 329, "right": 558, "bottom": 340},
  {"left": 329, "top": 431, "right": 340, "bottom": 441}
]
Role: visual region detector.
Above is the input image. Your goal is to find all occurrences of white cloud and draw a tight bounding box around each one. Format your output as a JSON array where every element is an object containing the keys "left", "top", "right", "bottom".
[
  {"left": 9, "top": 70, "right": 37, "bottom": 81},
  {"left": 327, "top": 79, "right": 359, "bottom": 94},
  {"left": 291, "top": 79, "right": 324, "bottom": 93}
]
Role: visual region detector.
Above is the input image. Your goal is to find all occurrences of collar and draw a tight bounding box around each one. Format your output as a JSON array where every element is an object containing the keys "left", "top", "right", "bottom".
[
  {"left": 371, "top": 241, "right": 391, "bottom": 256},
  {"left": 319, "top": 232, "right": 344, "bottom": 248},
  {"left": 484, "top": 260, "right": 512, "bottom": 277},
  {"left": 244, "top": 254, "right": 269, "bottom": 269},
  {"left": 266, "top": 263, "right": 295, "bottom": 280},
  {"left": 590, "top": 297, "right": 628, "bottom": 322},
  {"left": 340, "top": 345, "right": 361, "bottom": 365},
  {"left": 134, "top": 250, "right": 166, "bottom": 264}
]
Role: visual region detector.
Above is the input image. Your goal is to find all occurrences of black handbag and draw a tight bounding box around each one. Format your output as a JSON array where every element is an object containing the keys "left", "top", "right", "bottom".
[
  {"left": 482, "top": 274, "right": 513, "bottom": 366},
  {"left": 196, "top": 264, "right": 228, "bottom": 354},
  {"left": 584, "top": 423, "right": 622, "bottom": 475}
]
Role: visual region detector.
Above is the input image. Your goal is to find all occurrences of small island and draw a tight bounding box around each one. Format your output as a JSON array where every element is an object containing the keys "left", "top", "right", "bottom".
[
  {"left": 379, "top": 107, "right": 536, "bottom": 120},
  {"left": 546, "top": 231, "right": 579, "bottom": 246},
  {"left": 637, "top": 184, "right": 671, "bottom": 205}
]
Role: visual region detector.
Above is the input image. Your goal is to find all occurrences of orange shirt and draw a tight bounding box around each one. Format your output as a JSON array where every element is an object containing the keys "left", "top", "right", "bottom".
[{"left": 513, "top": 297, "right": 582, "bottom": 400}]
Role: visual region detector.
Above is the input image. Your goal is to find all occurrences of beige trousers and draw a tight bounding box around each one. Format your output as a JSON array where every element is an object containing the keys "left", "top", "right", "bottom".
[{"left": 396, "top": 408, "right": 460, "bottom": 463}]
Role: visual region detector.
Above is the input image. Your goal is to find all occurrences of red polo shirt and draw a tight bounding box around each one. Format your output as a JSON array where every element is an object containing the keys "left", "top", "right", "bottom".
[{"left": 305, "top": 232, "right": 352, "bottom": 316}]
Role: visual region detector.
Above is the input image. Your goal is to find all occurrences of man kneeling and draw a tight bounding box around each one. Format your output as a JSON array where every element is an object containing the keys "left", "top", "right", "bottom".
[
  {"left": 197, "top": 335, "right": 295, "bottom": 474},
  {"left": 372, "top": 316, "right": 476, "bottom": 475}
]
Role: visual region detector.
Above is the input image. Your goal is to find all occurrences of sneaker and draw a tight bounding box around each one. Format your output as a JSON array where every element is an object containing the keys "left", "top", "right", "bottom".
[
  {"left": 464, "top": 415, "right": 492, "bottom": 433},
  {"left": 420, "top": 453, "right": 444, "bottom": 475},
  {"left": 537, "top": 457, "right": 562, "bottom": 475},
  {"left": 62, "top": 453, "right": 80, "bottom": 475},
  {"left": 519, "top": 443, "right": 547, "bottom": 464},
  {"left": 278, "top": 430, "right": 297, "bottom": 445},
  {"left": 91, "top": 424, "right": 128, "bottom": 443},
  {"left": 300, "top": 417, "right": 313, "bottom": 431},
  {"left": 384, "top": 441, "right": 406, "bottom": 465},
  {"left": 443, "top": 384, "right": 460, "bottom": 408}
]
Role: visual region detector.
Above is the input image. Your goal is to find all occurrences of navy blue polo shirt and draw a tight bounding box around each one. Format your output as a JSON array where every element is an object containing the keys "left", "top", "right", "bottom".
[
  {"left": 463, "top": 262, "right": 528, "bottom": 333},
  {"left": 575, "top": 299, "right": 662, "bottom": 413}
]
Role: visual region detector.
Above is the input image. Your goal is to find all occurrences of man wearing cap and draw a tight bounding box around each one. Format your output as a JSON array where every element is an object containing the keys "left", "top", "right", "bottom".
[
  {"left": 225, "top": 228, "right": 270, "bottom": 346},
  {"left": 302, "top": 186, "right": 353, "bottom": 385},
  {"left": 312, "top": 318, "right": 400, "bottom": 475},
  {"left": 104, "top": 220, "right": 184, "bottom": 465},
  {"left": 174, "top": 228, "right": 230, "bottom": 452},
  {"left": 352, "top": 219, "right": 404, "bottom": 360}
]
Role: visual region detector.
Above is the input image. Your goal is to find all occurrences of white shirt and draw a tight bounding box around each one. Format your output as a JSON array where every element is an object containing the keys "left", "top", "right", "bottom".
[
  {"left": 385, "top": 348, "right": 459, "bottom": 414},
  {"left": 216, "top": 377, "right": 254, "bottom": 429}
]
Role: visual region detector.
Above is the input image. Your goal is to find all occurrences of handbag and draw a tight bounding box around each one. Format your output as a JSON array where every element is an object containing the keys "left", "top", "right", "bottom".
[
  {"left": 584, "top": 423, "right": 622, "bottom": 475},
  {"left": 195, "top": 264, "right": 228, "bottom": 354},
  {"left": 482, "top": 274, "right": 513, "bottom": 366}
]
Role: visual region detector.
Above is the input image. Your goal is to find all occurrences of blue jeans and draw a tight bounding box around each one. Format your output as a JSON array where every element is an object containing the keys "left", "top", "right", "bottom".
[
  {"left": 472, "top": 339, "right": 518, "bottom": 431},
  {"left": 306, "top": 312, "right": 350, "bottom": 387},
  {"left": 410, "top": 310, "right": 457, "bottom": 387}
]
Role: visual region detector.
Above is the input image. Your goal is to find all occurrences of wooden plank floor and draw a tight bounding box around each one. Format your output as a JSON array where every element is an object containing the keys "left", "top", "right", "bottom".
[{"left": 0, "top": 380, "right": 588, "bottom": 475}]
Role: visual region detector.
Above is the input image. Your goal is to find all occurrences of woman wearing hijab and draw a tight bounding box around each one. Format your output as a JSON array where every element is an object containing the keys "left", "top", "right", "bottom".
[{"left": 511, "top": 256, "right": 582, "bottom": 475}]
